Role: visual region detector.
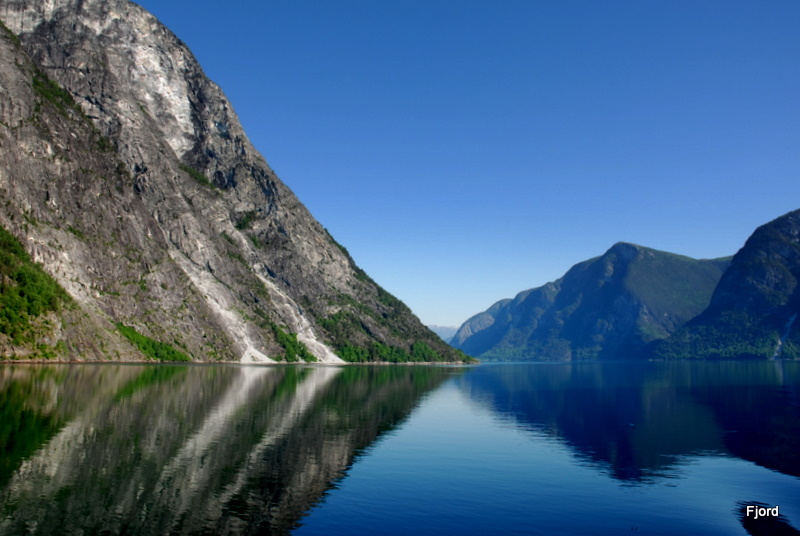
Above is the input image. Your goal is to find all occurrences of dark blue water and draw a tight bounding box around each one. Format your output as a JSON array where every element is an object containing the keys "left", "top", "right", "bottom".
[
  {"left": 295, "top": 361, "right": 800, "bottom": 535},
  {"left": 1, "top": 361, "right": 799, "bottom": 535}
]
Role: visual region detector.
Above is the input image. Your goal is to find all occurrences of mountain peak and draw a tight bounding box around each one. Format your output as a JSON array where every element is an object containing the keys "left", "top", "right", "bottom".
[
  {"left": 610, "top": 241, "right": 642, "bottom": 250},
  {"left": 603, "top": 242, "right": 644, "bottom": 264}
]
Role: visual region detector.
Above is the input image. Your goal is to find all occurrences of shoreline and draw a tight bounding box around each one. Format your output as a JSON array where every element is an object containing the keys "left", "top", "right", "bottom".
[{"left": 0, "top": 359, "right": 477, "bottom": 366}]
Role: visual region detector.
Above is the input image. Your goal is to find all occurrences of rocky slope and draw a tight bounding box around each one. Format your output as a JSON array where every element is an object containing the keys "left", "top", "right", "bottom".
[
  {"left": 650, "top": 209, "right": 800, "bottom": 359},
  {"left": 451, "top": 243, "right": 730, "bottom": 360},
  {"left": 0, "top": 0, "right": 468, "bottom": 363}
]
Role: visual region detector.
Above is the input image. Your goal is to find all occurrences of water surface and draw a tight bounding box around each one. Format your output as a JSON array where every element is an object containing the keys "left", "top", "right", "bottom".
[
  {"left": 296, "top": 361, "right": 800, "bottom": 535},
  {"left": 0, "top": 364, "right": 452, "bottom": 534},
  {"left": 1, "top": 361, "right": 799, "bottom": 535}
]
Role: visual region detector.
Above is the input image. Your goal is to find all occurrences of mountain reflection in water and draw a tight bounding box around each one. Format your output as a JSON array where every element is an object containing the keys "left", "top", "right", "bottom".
[
  {"left": 455, "top": 361, "right": 800, "bottom": 483},
  {"left": 0, "top": 364, "right": 454, "bottom": 535}
]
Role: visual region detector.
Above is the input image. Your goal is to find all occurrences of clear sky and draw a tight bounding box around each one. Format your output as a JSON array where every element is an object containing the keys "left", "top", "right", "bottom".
[{"left": 134, "top": 1, "right": 800, "bottom": 327}]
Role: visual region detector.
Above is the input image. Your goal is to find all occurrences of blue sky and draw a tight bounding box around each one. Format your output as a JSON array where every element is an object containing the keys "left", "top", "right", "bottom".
[{"left": 135, "top": 1, "right": 800, "bottom": 327}]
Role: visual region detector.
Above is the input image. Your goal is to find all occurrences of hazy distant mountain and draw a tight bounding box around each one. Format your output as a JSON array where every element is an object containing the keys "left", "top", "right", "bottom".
[
  {"left": 0, "top": 0, "right": 469, "bottom": 363},
  {"left": 451, "top": 243, "right": 730, "bottom": 360},
  {"left": 650, "top": 209, "right": 800, "bottom": 359},
  {"left": 427, "top": 325, "right": 459, "bottom": 344}
]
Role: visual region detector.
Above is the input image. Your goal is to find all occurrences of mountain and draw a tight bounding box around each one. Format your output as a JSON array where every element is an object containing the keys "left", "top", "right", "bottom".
[
  {"left": 650, "top": 209, "right": 800, "bottom": 359},
  {"left": 0, "top": 0, "right": 470, "bottom": 363},
  {"left": 451, "top": 243, "right": 730, "bottom": 360}
]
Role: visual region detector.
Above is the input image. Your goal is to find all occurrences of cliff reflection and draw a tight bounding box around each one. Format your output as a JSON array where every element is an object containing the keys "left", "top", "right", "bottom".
[
  {"left": 457, "top": 361, "right": 800, "bottom": 483},
  {"left": 0, "top": 364, "right": 453, "bottom": 535}
]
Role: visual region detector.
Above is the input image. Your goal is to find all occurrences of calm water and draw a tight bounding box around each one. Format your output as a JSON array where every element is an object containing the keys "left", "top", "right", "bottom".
[{"left": 1, "top": 361, "right": 799, "bottom": 535}]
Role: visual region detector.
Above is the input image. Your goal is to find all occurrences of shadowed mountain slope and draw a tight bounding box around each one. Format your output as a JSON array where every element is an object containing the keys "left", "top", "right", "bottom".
[
  {"left": 452, "top": 243, "right": 729, "bottom": 360},
  {"left": 650, "top": 209, "right": 800, "bottom": 359}
]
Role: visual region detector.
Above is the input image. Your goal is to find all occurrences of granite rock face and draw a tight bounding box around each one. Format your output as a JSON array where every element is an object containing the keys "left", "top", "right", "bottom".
[{"left": 0, "top": 0, "right": 464, "bottom": 363}]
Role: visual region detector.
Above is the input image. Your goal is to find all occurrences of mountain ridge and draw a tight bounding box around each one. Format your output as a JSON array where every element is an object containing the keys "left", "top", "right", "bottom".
[{"left": 452, "top": 242, "right": 731, "bottom": 360}]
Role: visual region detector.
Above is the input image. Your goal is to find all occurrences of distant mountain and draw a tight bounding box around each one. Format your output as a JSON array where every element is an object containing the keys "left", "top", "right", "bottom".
[
  {"left": 451, "top": 243, "right": 730, "bottom": 360},
  {"left": 650, "top": 209, "right": 800, "bottom": 359},
  {"left": 427, "top": 325, "right": 459, "bottom": 344}
]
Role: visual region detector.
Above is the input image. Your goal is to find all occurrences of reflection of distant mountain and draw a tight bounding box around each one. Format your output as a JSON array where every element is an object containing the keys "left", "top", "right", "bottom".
[
  {"left": 0, "top": 364, "right": 454, "bottom": 535},
  {"left": 456, "top": 362, "right": 800, "bottom": 483},
  {"left": 691, "top": 361, "right": 800, "bottom": 478}
]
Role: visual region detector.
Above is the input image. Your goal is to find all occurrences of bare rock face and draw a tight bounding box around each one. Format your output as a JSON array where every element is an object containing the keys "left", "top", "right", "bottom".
[{"left": 0, "top": 0, "right": 466, "bottom": 363}]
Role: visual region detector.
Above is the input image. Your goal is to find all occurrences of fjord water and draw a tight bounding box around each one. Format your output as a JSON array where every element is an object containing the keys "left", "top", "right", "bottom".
[{"left": 1, "top": 362, "right": 799, "bottom": 535}]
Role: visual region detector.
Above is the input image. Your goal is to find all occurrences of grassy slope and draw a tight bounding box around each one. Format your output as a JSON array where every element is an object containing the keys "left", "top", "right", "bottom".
[{"left": 0, "top": 224, "right": 71, "bottom": 353}]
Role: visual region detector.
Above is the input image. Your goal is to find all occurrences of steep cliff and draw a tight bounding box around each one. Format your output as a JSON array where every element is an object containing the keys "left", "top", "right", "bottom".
[
  {"left": 0, "top": 0, "right": 468, "bottom": 363},
  {"left": 452, "top": 243, "right": 730, "bottom": 360},
  {"left": 650, "top": 209, "right": 800, "bottom": 359}
]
